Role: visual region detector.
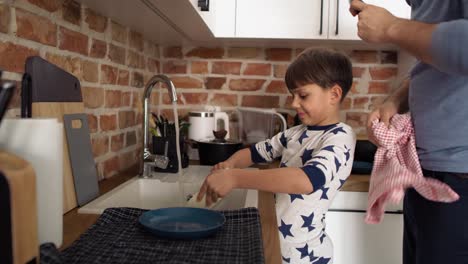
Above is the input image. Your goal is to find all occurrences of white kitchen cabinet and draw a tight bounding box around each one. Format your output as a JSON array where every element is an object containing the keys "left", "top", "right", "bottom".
[
  {"left": 329, "top": 0, "right": 411, "bottom": 40},
  {"left": 236, "top": 0, "right": 330, "bottom": 39},
  {"left": 325, "top": 211, "right": 403, "bottom": 264},
  {"left": 188, "top": 0, "right": 236, "bottom": 38},
  {"left": 235, "top": 0, "right": 410, "bottom": 40}
]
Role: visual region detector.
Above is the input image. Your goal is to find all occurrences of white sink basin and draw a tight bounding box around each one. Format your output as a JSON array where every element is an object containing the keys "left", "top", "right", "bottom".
[{"left": 79, "top": 165, "right": 258, "bottom": 214}]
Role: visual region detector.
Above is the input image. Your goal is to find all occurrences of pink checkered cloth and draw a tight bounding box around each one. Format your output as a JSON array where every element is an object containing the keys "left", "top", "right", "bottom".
[{"left": 365, "top": 114, "right": 459, "bottom": 224}]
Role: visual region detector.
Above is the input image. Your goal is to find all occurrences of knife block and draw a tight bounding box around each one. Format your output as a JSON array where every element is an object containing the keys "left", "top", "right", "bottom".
[{"left": 0, "top": 151, "right": 38, "bottom": 264}]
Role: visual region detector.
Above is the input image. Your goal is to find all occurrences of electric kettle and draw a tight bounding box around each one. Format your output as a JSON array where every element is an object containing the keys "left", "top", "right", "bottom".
[{"left": 188, "top": 110, "right": 230, "bottom": 141}]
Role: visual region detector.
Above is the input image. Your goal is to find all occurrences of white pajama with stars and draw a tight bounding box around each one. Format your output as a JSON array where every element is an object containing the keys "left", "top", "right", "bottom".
[{"left": 251, "top": 123, "right": 356, "bottom": 264}]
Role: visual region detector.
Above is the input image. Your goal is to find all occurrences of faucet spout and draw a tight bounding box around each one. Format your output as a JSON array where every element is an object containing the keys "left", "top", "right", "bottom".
[{"left": 140, "top": 74, "right": 177, "bottom": 177}]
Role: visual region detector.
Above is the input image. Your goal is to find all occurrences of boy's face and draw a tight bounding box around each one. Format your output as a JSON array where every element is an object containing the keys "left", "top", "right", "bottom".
[{"left": 290, "top": 84, "right": 340, "bottom": 126}]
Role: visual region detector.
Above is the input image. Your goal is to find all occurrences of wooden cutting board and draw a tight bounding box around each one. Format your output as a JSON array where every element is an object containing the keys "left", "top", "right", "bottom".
[
  {"left": 26, "top": 56, "right": 85, "bottom": 213},
  {"left": 32, "top": 102, "right": 84, "bottom": 213},
  {"left": 0, "top": 151, "right": 38, "bottom": 264}
]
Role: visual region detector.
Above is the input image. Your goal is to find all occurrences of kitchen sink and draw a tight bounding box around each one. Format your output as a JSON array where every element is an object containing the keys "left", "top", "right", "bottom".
[{"left": 78, "top": 165, "right": 258, "bottom": 214}]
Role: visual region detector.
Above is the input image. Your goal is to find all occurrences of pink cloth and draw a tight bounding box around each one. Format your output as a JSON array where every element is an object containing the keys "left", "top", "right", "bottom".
[{"left": 365, "top": 114, "right": 459, "bottom": 224}]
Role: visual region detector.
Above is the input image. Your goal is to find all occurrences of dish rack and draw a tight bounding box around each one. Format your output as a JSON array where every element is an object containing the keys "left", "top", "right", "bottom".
[{"left": 236, "top": 107, "right": 287, "bottom": 144}]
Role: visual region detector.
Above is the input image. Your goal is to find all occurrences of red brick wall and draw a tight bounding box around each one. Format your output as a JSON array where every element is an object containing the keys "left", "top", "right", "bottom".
[
  {"left": 0, "top": 0, "right": 399, "bottom": 179},
  {"left": 158, "top": 47, "right": 399, "bottom": 137},
  {"left": 0, "top": 0, "right": 159, "bottom": 179}
]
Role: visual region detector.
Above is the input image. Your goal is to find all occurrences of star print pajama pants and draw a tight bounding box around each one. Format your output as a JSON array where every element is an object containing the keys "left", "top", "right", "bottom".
[{"left": 282, "top": 233, "right": 333, "bottom": 264}]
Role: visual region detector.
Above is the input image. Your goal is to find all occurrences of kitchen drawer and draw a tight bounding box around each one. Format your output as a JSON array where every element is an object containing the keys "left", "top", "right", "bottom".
[{"left": 326, "top": 211, "right": 403, "bottom": 264}]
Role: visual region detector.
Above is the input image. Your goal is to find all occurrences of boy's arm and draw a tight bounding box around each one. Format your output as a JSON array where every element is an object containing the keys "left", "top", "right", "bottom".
[
  {"left": 198, "top": 167, "right": 312, "bottom": 206},
  {"left": 220, "top": 148, "right": 254, "bottom": 169},
  {"left": 234, "top": 167, "right": 313, "bottom": 194},
  {"left": 216, "top": 129, "right": 293, "bottom": 170}
]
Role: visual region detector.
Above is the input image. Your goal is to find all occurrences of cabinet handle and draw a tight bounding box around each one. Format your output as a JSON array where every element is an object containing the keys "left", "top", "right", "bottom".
[
  {"left": 319, "top": 0, "right": 324, "bottom": 35},
  {"left": 335, "top": 0, "right": 340, "bottom": 35},
  {"left": 198, "top": 0, "right": 209, "bottom": 11}
]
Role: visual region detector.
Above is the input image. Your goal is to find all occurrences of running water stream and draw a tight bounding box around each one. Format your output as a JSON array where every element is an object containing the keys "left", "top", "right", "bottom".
[{"left": 172, "top": 102, "right": 186, "bottom": 206}]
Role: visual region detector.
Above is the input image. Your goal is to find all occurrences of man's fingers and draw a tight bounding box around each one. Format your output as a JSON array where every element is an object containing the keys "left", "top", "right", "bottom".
[
  {"left": 380, "top": 111, "right": 393, "bottom": 127},
  {"left": 367, "top": 111, "right": 380, "bottom": 128},
  {"left": 350, "top": 0, "right": 366, "bottom": 12},
  {"left": 350, "top": 0, "right": 366, "bottom": 15}
]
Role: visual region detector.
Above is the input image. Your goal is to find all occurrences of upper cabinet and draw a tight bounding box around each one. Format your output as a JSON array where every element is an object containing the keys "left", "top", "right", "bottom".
[
  {"left": 188, "top": 0, "right": 236, "bottom": 38},
  {"left": 234, "top": 0, "right": 411, "bottom": 40},
  {"left": 236, "top": 0, "right": 329, "bottom": 39},
  {"left": 77, "top": 0, "right": 411, "bottom": 45}
]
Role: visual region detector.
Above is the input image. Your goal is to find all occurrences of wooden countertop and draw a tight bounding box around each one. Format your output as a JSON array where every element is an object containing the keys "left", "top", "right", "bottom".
[{"left": 62, "top": 164, "right": 369, "bottom": 264}]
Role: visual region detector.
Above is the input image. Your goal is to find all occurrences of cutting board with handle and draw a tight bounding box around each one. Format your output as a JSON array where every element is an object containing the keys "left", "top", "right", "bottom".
[
  {"left": 63, "top": 113, "right": 99, "bottom": 206},
  {"left": 25, "top": 56, "right": 84, "bottom": 213}
]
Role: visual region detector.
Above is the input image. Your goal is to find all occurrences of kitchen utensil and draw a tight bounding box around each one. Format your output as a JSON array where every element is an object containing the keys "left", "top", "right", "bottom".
[
  {"left": 153, "top": 140, "right": 170, "bottom": 169},
  {"left": 237, "top": 107, "right": 287, "bottom": 144},
  {"left": 25, "top": 56, "right": 84, "bottom": 213},
  {"left": 139, "top": 207, "right": 226, "bottom": 239},
  {"left": 0, "top": 81, "right": 15, "bottom": 123},
  {"left": 151, "top": 136, "right": 189, "bottom": 173},
  {"left": 0, "top": 152, "right": 38, "bottom": 264},
  {"left": 63, "top": 114, "right": 99, "bottom": 206},
  {"left": 0, "top": 119, "right": 63, "bottom": 247},
  {"left": 188, "top": 110, "right": 230, "bottom": 141},
  {"left": 197, "top": 138, "right": 243, "bottom": 165},
  {"left": 213, "top": 129, "right": 227, "bottom": 140}
]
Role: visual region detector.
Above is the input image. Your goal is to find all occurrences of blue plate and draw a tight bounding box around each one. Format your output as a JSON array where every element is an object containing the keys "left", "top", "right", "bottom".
[{"left": 139, "top": 207, "right": 226, "bottom": 239}]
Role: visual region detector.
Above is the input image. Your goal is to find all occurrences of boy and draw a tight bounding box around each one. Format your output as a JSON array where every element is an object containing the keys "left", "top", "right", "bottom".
[{"left": 197, "top": 48, "right": 356, "bottom": 263}]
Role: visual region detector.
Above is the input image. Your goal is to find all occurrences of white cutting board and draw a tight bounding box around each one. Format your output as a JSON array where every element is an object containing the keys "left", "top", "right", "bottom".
[{"left": 0, "top": 118, "right": 63, "bottom": 247}]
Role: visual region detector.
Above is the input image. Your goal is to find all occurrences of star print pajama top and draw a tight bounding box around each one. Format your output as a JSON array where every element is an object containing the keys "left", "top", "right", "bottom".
[{"left": 250, "top": 123, "right": 356, "bottom": 264}]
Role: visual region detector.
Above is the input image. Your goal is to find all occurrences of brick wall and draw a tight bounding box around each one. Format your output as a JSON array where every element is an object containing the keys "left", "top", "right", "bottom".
[
  {"left": 0, "top": 0, "right": 159, "bottom": 179},
  {"left": 0, "top": 0, "right": 399, "bottom": 180},
  {"left": 157, "top": 47, "right": 399, "bottom": 138}
]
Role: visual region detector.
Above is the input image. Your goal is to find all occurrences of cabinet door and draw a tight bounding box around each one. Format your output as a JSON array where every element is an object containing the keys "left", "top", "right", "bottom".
[
  {"left": 329, "top": 0, "right": 411, "bottom": 40},
  {"left": 188, "top": 0, "right": 236, "bottom": 38},
  {"left": 325, "top": 211, "right": 403, "bottom": 264},
  {"left": 236, "top": 0, "right": 329, "bottom": 39},
  {"left": 328, "top": 0, "right": 360, "bottom": 40}
]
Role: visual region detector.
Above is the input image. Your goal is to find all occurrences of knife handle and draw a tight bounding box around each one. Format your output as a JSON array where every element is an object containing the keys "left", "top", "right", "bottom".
[
  {"left": 21, "top": 73, "right": 31, "bottom": 118},
  {"left": 0, "top": 82, "right": 15, "bottom": 123}
]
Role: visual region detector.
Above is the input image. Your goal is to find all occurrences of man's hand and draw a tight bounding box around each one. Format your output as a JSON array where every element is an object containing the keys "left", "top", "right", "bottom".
[
  {"left": 350, "top": 0, "right": 402, "bottom": 43},
  {"left": 197, "top": 169, "right": 238, "bottom": 207},
  {"left": 366, "top": 100, "right": 399, "bottom": 145}
]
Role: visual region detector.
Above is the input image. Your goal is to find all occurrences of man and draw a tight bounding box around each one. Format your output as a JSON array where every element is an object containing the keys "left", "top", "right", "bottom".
[{"left": 350, "top": 1, "right": 468, "bottom": 263}]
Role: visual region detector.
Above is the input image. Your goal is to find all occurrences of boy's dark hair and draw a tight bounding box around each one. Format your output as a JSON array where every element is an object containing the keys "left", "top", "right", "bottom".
[{"left": 285, "top": 48, "right": 353, "bottom": 102}]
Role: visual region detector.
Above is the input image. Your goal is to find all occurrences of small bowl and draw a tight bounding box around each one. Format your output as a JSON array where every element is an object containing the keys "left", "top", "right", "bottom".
[{"left": 213, "top": 129, "right": 227, "bottom": 140}]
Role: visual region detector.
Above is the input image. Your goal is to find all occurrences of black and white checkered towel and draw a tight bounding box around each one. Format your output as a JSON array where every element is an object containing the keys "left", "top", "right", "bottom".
[{"left": 40, "top": 207, "right": 265, "bottom": 264}]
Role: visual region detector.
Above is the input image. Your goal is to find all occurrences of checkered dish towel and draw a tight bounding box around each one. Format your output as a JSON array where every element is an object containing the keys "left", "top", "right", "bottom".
[{"left": 365, "top": 114, "right": 459, "bottom": 224}]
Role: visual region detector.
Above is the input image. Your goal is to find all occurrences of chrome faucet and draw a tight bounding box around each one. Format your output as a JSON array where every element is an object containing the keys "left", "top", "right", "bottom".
[{"left": 139, "top": 74, "right": 177, "bottom": 178}]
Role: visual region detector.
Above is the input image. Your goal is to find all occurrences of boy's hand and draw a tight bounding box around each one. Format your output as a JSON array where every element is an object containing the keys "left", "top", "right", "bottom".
[
  {"left": 211, "top": 160, "right": 234, "bottom": 172},
  {"left": 350, "top": 0, "right": 401, "bottom": 43},
  {"left": 197, "top": 169, "right": 238, "bottom": 207},
  {"left": 366, "top": 100, "right": 398, "bottom": 145}
]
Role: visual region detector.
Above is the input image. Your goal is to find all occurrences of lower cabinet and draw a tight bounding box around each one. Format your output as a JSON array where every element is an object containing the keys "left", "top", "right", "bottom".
[{"left": 325, "top": 211, "right": 403, "bottom": 264}]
